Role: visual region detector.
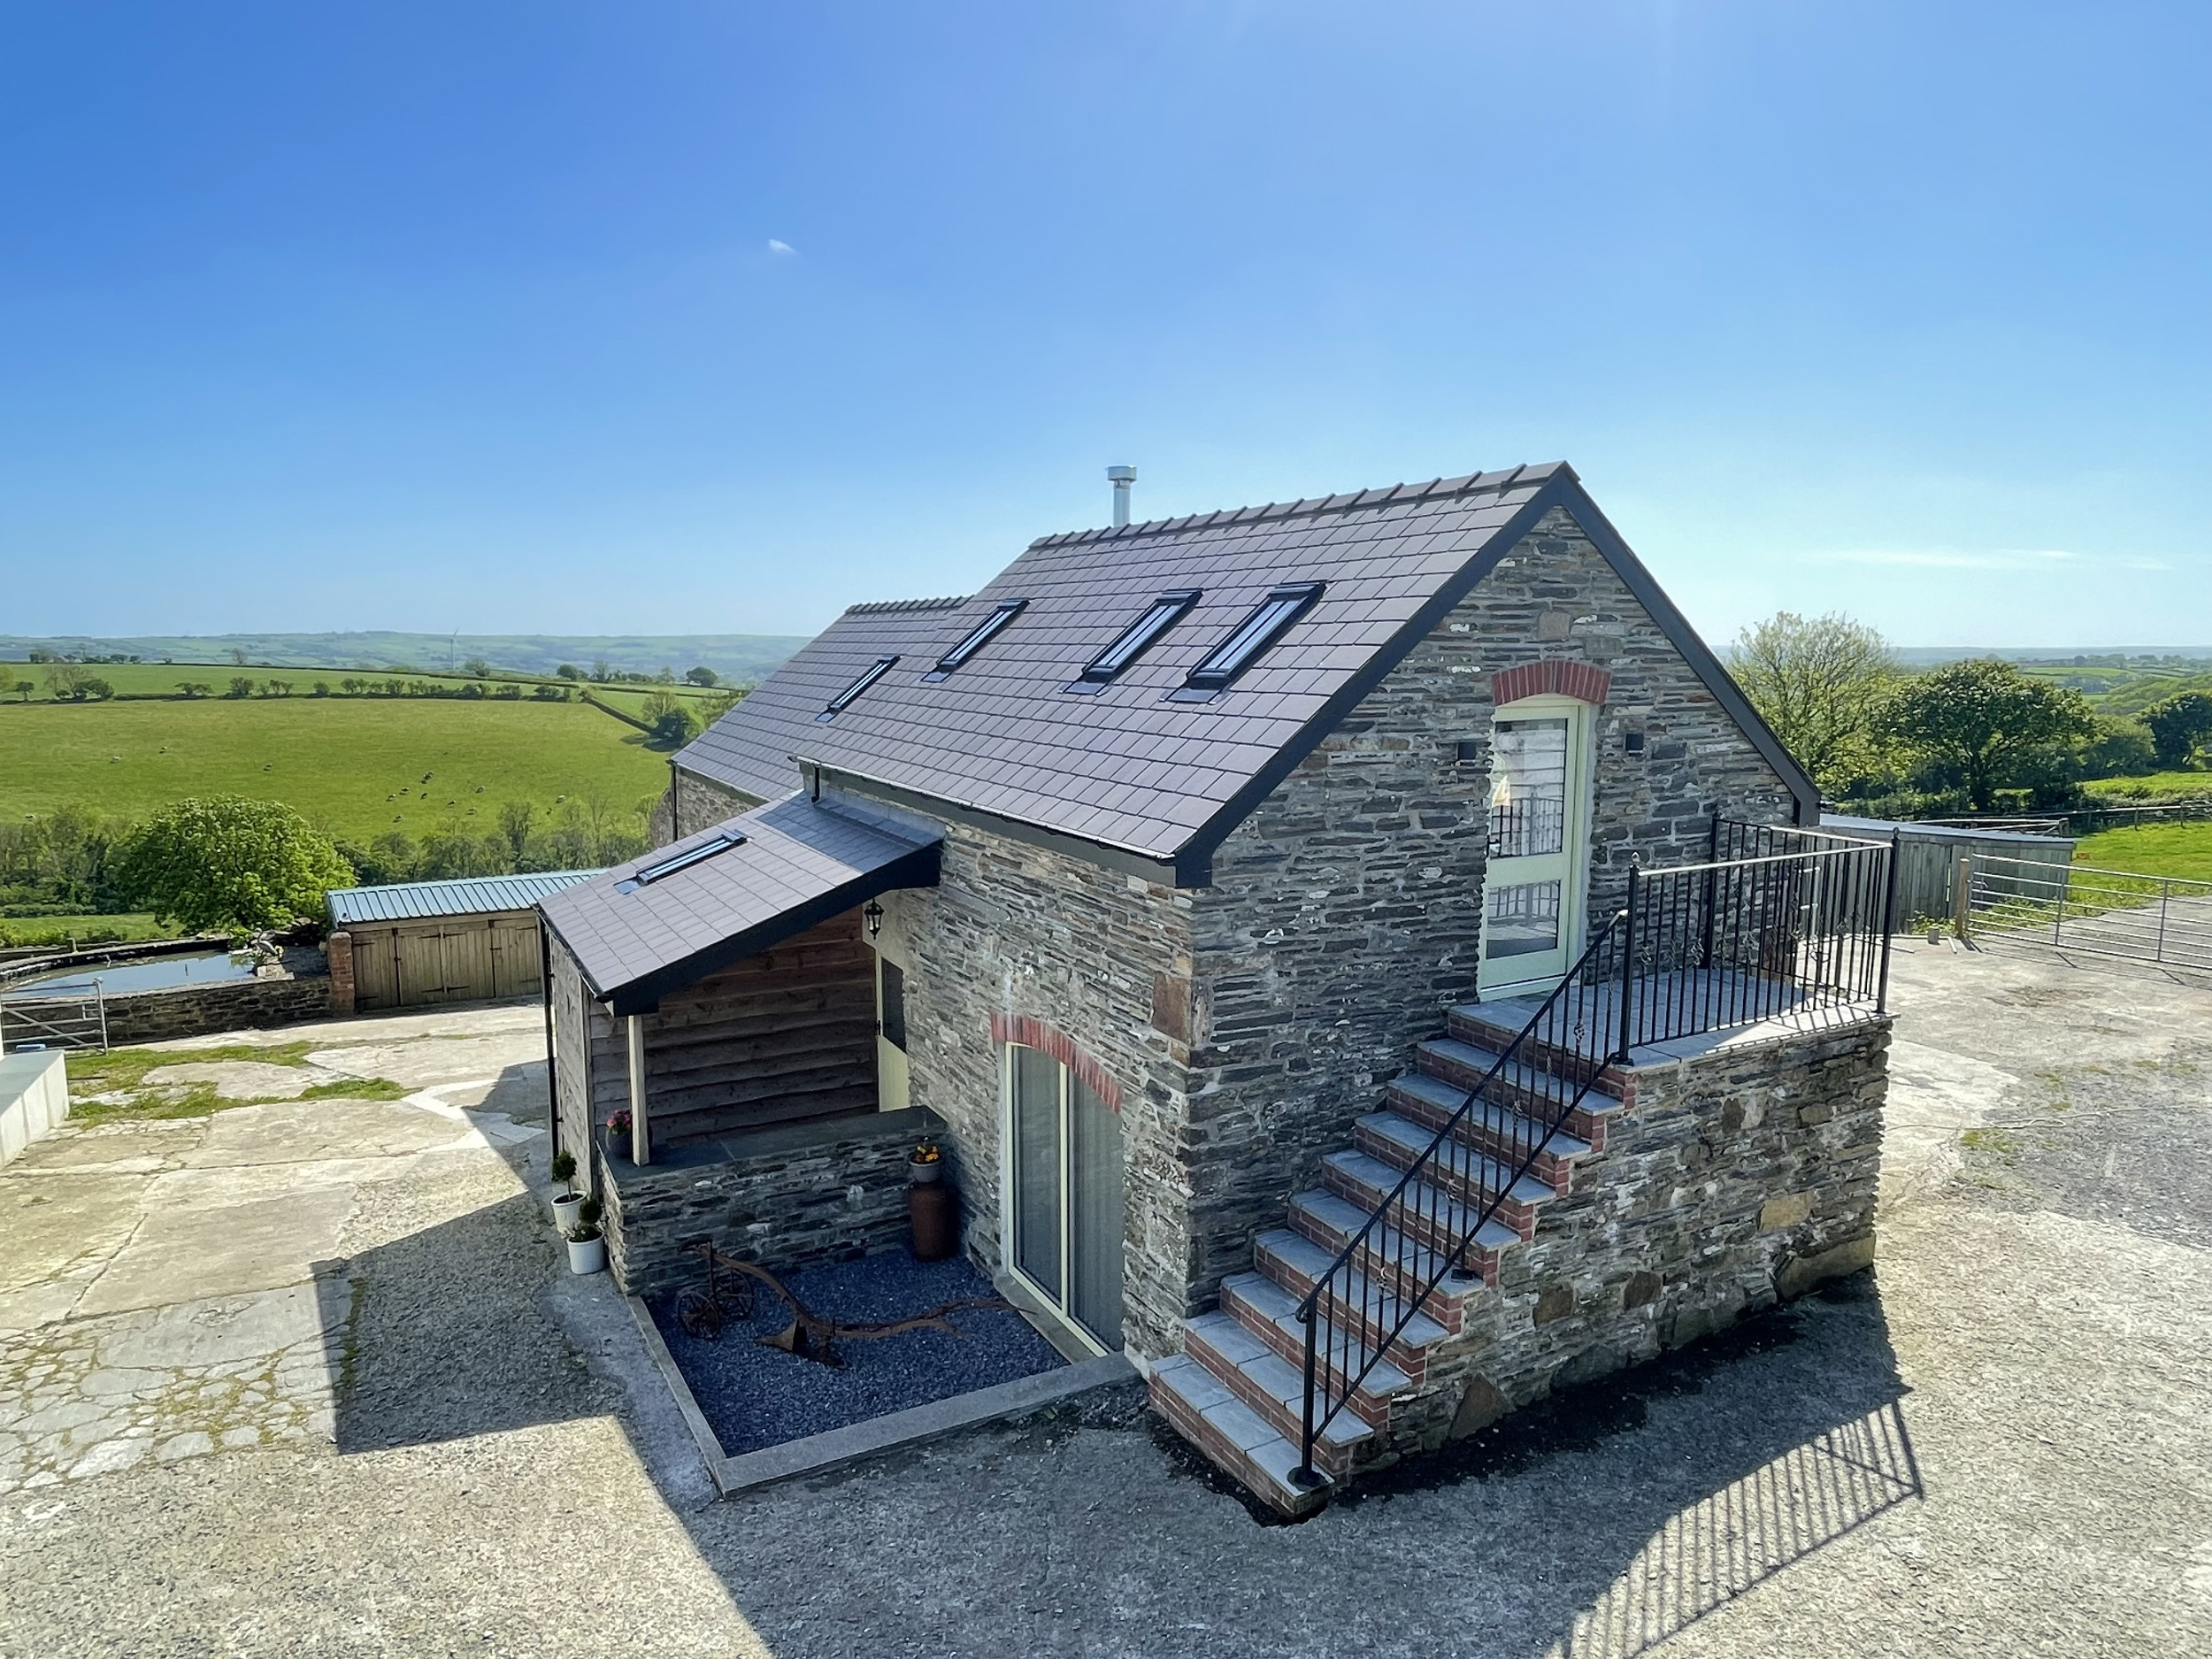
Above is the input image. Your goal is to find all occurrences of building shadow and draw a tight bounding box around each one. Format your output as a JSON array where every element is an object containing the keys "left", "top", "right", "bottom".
[{"left": 308, "top": 1057, "right": 1930, "bottom": 1657}]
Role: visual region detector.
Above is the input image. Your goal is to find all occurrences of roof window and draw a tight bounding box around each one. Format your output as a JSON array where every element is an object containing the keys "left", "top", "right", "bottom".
[
  {"left": 1066, "top": 589, "right": 1201, "bottom": 695},
  {"left": 1168, "top": 582, "right": 1325, "bottom": 702},
  {"left": 818, "top": 655, "right": 899, "bottom": 721},
  {"left": 924, "top": 600, "right": 1026, "bottom": 682},
  {"left": 615, "top": 829, "right": 747, "bottom": 894}
]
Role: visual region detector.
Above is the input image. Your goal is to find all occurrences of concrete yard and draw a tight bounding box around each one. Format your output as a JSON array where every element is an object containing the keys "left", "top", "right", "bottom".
[{"left": 3, "top": 942, "right": 2209, "bottom": 1657}]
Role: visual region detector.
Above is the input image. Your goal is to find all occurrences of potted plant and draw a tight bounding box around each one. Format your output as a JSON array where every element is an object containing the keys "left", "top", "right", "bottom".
[
  {"left": 604, "top": 1109, "right": 633, "bottom": 1163},
  {"left": 549, "top": 1150, "right": 582, "bottom": 1233},
  {"left": 566, "top": 1197, "right": 606, "bottom": 1276},
  {"left": 908, "top": 1141, "right": 943, "bottom": 1185}
]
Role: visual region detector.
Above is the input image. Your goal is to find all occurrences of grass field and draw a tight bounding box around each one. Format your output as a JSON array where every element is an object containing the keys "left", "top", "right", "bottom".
[
  {"left": 2073, "top": 820, "right": 2212, "bottom": 883},
  {"left": 0, "top": 659, "right": 730, "bottom": 706},
  {"left": 0, "top": 696, "right": 670, "bottom": 842},
  {"left": 2083, "top": 771, "right": 2212, "bottom": 801},
  {"left": 0, "top": 913, "right": 165, "bottom": 948}
]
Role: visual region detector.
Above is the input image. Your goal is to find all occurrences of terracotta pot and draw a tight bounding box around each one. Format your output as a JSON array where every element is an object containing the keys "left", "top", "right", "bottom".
[{"left": 908, "top": 1181, "right": 956, "bottom": 1262}]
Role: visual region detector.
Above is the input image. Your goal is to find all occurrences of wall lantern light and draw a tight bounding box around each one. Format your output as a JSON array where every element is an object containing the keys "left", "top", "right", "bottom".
[{"left": 864, "top": 899, "right": 885, "bottom": 940}]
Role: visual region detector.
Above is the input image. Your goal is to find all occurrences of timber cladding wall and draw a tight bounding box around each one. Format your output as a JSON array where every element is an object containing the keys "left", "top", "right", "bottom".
[
  {"left": 346, "top": 913, "right": 547, "bottom": 1011},
  {"left": 546, "top": 910, "right": 878, "bottom": 1174}
]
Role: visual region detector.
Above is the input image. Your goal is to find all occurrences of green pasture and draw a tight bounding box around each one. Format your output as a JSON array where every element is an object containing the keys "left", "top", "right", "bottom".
[
  {"left": 2072, "top": 820, "right": 2212, "bottom": 883},
  {"left": 0, "top": 659, "right": 726, "bottom": 704},
  {"left": 0, "top": 696, "right": 671, "bottom": 843},
  {"left": 2082, "top": 771, "right": 2212, "bottom": 802},
  {"left": 0, "top": 912, "right": 166, "bottom": 948}
]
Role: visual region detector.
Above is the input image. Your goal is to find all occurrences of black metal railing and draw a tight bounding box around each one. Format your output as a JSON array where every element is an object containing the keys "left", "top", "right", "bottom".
[
  {"left": 1293, "top": 912, "right": 1625, "bottom": 1487},
  {"left": 1289, "top": 820, "right": 1898, "bottom": 1486},
  {"left": 1610, "top": 821, "right": 1899, "bottom": 1052}
]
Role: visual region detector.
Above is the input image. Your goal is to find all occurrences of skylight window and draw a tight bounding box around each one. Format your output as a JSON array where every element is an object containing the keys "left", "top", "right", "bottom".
[
  {"left": 1065, "top": 589, "right": 1201, "bottom": 694},
  {"left": 818, "top": 655, "right": 899, "bottom": 721},
  {"left": 614, "top": 829, "right": 746, "bottom": 893},
  {"left": 1168, "top": 581, "right": 1325, "bottom": 702},
  {"left": 924, "top": 600, "right": 1026, "bottom": 682}
]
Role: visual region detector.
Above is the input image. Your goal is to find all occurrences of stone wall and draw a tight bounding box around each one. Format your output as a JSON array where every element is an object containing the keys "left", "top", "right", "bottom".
[
  {"left": 656, "top": 769, "right": 762, "bottom": 847},
  {"left": 601, "top": 1107, "right": 938, "bottom": 1298},
  {"left": 1181, "top": 503, "right": 1800, "bottom": 1310},
  {"left": 874, "top": 806, "right": 1200, "bottom": 1361},
  {"left": 101, "top": 969, "right": 335, "bottom": 1045},
  {"left": 1374, "top": 1017, "right": 1888, "bottom": 1459}
]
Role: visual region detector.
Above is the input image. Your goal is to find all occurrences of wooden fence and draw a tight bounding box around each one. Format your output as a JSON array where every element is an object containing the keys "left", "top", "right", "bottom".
[{"left": 1819, "top": 814, "right": 2075, "bottom": 926}]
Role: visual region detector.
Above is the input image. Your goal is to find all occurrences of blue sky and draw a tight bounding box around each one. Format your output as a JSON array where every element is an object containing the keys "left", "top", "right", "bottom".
[{"left": 3, "top": 2, "right": 2207, "bottom": 646}]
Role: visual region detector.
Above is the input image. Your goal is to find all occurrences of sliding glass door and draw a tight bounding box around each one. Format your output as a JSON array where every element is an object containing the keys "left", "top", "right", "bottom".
[{"left": 1007, "top": 1045, "right": 1125, "bottom": 1351}]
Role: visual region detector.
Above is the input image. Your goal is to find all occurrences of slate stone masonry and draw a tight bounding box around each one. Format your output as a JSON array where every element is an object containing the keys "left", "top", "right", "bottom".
[
  {"left": 1181, "top": 504, "right": 1800, "bottom": 1312},
  {"left": 1369, "top": 1016, "right": 1889, "bottom": 1460},
  {"left": 601, "top": 1107, "right": 941, "bottom": 1299}
]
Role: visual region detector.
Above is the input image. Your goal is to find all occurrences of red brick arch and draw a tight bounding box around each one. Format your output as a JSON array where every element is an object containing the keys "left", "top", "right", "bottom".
[
  {"left": 1491, "top": 659, "right": 1612, "bottom": 709},
  {"left": 990, "top": 1013, "right": 1123, "bottom": 1113}
]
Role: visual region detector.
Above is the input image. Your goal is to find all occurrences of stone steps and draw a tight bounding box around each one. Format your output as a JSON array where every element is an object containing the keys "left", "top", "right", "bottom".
[
  {"left": 1386, "top": 1066, "right": 1591, "bottom": 1192},
  {"left": 1353, "top": 1110, "right": 1556, "bottom": 1237},
  {"left": 1254, "top": 1227, "right": 1451, "bottom": 1371},
  {"left": 1318, "top": 1150, "right": 1523, "bottom": 1279},
  {"left": 1447, "top": 1004, "right": 1634, "bottom": 1099},
  {"left": 1286, "top": 1187, "right": 1486, "bottom": 1325},
  {"left": 1154, "top": 1001, "right": 1631, "bottom": 1517},
  {"left": 1217, "top": 1270, "right": 1410, "bottom": 1422},
  {"left": 1181, "top": 1310, "right": 1372, "bottom": 1475},
  {"left": 1148, "top": 1354, "right": 1332, "bottom": 1516}
]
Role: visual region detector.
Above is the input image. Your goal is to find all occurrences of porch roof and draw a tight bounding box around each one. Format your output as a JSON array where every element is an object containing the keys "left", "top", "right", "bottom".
[{"left": 537, "top": 794, "right": 941, "bottom": 1015}]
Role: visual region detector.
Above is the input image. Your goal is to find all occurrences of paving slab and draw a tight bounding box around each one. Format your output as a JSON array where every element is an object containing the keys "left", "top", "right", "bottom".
[
  {"left": 73, "top": 1190, "right": 354, "bottom": 1317},
  {"left": 139, "top": 1061, "right": 335, "bottom": 1102},
  {"left": 185, "top": 1099, "right": 472, "bottom": 1167}
]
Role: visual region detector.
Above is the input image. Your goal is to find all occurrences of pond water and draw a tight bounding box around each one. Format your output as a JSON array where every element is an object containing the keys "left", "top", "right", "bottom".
[{"left": 0, "top": 949, "right": 256, "bottom": 999}]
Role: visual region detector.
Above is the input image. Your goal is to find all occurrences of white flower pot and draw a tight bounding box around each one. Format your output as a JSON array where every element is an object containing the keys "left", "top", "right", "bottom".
[
  {"left": 566, "top": 1234, "right": 606, "bottom": 1276},
  {"left": 551, "top": 1193, "right": 583, "bottom": 1233}
]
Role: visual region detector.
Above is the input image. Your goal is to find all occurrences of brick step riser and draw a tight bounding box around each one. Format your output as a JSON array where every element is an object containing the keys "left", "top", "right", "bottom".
[
  {"left": 1445, "top": 1010, "right": 1630, "bottom": 1099},
  {"left": 1319, "top": 1163, "right": 1508, "bottom": 1284},
  {"left": 1386, "top": 1079, "right": 1578, "bottom": 1192},
  {"left": 1148, "top": 1376, "right": 1325, "bottom": 1517},
  {"left": 1286, "top": 1209, "right": 1471, "bottom": 1328},
  {"left": 1352, "top": 1123, "right": 1542, "bottom": 1240},
  {"left": 1255, "top": 1244, "right": 1455, "bottom": 1362},
  {"left": 1408, "top": 1051, "right": 1614, "bottom": 1154},
  {"left": 1181, "top": 1330, "right": 1361, "bottom": 1479},
  {"left": 1217, "top": 1281, "right": 1406, "bottom": 1424}
]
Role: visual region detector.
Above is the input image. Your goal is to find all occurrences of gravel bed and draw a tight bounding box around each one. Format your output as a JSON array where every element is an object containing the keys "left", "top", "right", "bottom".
[{"left": 649, "top": 1251, "right": 1067, "bottom": 1454}]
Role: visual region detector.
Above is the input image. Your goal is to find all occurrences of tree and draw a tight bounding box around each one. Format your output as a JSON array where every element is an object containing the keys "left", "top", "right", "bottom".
[
  {"left": 2078, "top": 716, "right": 2156, "bottom": 780},
  {"left": 1728, "top": 612, "right": 1898, "bottom": 795},
  {"left": 227, "top": 676, "right": 256, "bottom": 698},
  {"left": 497, "top": 801, "right": 536, "bottom": 866},
  {"left": 45, "top": 663, "right": 94, "bottom": 700},
  {"left": 114, "top": 796, "right": 355, "bottom": 934},
  {"left": 461, "top": 657, "right": 493, "bottom": 679},
  {"left": 640, "top": 691, "right": 700, "bottom": 749},
  {"left": 684, "top": 665, "right": 719, "bottom": 687},
  {"left": 556, "top": 663, "right": 583, "bottom": 680},
  {"left": 1880, "top": 659, "right": 2097, "bottom": 812},
  {"left": 178, "top": 681, "right": 211, "bottom": 698},
  {"left": 11, "top": 680, "right": 33, "bottom": 703},
  {"left": 2143, "top": 691, "right": 2212, "bottom": 770},
  {"left": 589, "top": 659, "right": 613, "bottom": 682}
]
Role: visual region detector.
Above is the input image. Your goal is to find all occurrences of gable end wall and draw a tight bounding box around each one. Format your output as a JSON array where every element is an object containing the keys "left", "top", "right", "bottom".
[{"left": 1178, "top": 504, "right": 1796, "bottom": 1309}]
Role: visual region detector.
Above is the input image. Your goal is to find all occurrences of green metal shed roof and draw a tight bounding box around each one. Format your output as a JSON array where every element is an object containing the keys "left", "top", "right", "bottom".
[{"left": 327, "top": 870, "right": 602, "bottom": 926}]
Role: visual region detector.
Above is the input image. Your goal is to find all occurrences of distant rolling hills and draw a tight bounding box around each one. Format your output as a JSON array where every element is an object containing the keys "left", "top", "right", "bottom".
[{"left": 0, "top": 631, "right": 809, "bottom": 685}]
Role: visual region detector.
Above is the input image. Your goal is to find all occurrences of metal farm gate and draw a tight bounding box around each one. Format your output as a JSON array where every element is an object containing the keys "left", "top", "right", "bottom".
[{"left": 1961, "top": 854, "right": 2212, "bottom": 978}]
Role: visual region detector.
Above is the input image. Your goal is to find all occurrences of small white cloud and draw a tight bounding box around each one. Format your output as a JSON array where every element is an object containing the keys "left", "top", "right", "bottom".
[{"left": 766, "top": 238, "right": 795, "bottom": 256}]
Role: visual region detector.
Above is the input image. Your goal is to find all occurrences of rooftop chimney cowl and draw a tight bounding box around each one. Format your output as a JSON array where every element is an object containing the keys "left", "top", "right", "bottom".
[{"left": 1107, "top": 465, "right": 1136, "bottom": 528}]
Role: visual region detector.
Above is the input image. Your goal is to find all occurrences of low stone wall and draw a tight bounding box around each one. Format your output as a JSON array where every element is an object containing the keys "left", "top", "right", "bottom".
[
  {"left": 103, "top": 971, "right": 336, "bottom": 1045},
  {"left": 601, "top": 1106, "right": 942, "bottom": 1299},
  {"left": 1371, "top": 1016, "right": 1888, "bottom": 1460}
]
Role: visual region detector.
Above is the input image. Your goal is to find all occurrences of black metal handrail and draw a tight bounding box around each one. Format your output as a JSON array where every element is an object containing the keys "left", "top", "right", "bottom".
[{"left": 1292, "top": 911, "right": 1625, "bottom": 1486}]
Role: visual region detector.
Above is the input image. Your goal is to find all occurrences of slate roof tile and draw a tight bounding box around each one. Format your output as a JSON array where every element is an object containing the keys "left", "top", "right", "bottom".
[{"left": 677, "top": 467, "right": 1575, "bottom": 861}]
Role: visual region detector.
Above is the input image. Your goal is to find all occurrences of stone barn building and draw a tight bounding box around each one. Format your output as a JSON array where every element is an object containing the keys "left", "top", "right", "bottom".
[{"left": 536, "top": 461, "right": 1893, "bottom": 1513}]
